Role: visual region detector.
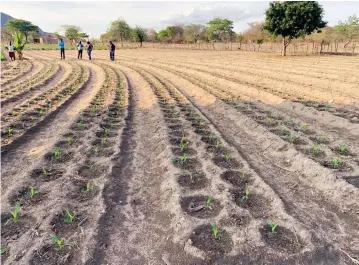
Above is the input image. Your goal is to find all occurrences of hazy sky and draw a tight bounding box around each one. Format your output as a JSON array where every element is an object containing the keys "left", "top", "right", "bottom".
[{"left": 1, "top": 1, "right": 358, "bottom": 38}]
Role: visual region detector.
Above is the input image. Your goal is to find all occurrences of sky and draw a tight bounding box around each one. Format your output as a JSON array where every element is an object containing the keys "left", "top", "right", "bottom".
[{"left": 1, "top": 1, "right": 358, "bottom": 38}]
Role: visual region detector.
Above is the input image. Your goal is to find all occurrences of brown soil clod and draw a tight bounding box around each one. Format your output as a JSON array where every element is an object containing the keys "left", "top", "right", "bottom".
[
  {"left": 213, "top": 155, "right": 241, "bottom": 169},
  {"left": 219, "top": 214, "right": 251, "bottom": 227},
  {"left": 31, "top": 167, "right": 64, "bottom": 182},
  {"left": 29, "top": 244, "right": 73, "bottom": 265},
  {"left": 321, "top": 160, "right": 353, "bottom": 172},
  {"left": 177, "top": 171, "right": 208, "bottom": 189},
  {"left": 189, "top": 224, "right": 232, "bottom": 258},
  {"left": 231, "top": 191, "right": 269, "bottom": 218},
  {"left": 173, "top": 156, "right": 201, "bottom": 171},
  {"left": 77, "top": 161, "right": 107, "bottom": 179},
  {"left": 1, "top": 214, "right": 36, "bottom": 240},
  {"left": 50, "top": 210, "right": 86, "bottom": 238},
  {"left": 221, "top": 170, "right": 251, "bottom": 188},
  {"left": 180, "top": 196, "right": 222, "bottom": 218},
  {"left": 260, "top": 225, "right": 303, "bottom": 254}
]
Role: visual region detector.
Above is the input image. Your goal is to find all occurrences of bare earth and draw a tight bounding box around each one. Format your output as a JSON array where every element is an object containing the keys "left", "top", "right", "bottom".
[{"left": 1, "top": 49, "right": 359, "bottom": 265}]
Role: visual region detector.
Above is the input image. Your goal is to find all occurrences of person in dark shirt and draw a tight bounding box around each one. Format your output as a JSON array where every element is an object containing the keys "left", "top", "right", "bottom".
[
  {"left": 109, "top": 41, "right": 115, "bottom": 61},
  {"left": 77, "top": 41, "right": 83, "bottom": 59},
  {"left": 87, "top": 41, "right": 93, "bottom": 60}
]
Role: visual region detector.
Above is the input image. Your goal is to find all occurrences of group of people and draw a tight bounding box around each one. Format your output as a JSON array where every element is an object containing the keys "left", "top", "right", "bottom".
[{"left": 58, "top": 39, "right": 116, "bottom": 61}]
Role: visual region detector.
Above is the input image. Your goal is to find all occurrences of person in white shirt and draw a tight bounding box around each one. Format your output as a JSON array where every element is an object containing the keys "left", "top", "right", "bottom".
[
  {"left": 7, "top": 42, "right": 15, "bottom": 61},
  {"left": 77, "top": 41, "right": 83, "bottom": 59}
]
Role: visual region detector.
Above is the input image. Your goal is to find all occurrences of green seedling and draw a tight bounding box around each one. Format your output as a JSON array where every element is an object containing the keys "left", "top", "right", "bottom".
[
  {"left": 195, "top": 115, "right": 201, "bottom": 123},
  {"left": 101, "top": 137, "right": 107, "bottom": 145},
  {"left": 90, "top": 105, "right": 97, "bottom": 113},
  {"left": 85, "top": 183, "right": 95, "bottom": 194},
  {"left": 87, "top": 162, "right": 95, "bottom": 170},
  {"left": 339, "top": 144, "right": 348, "bottom": 154},
  {"left": 174, "top": 154, "right": 189, "bottom": 164},
  {"left": 225, "top": 153, "right": 231, "bottom": 161},
  {"left": 38, "top": 109, "right": 45, "bottom": 117},
  {"left": 7, "top": 127, "right": 13, "bottom": 136},
  {"left": 94, "top": 146, "right": 100, "bottom": 155},
  {"left": 54, "top": 147, "right": 61, "bottom": 159},
  {"left": 64, "top": 209, "right": 75, "bottom": 224},
  {"left": 29, "top": 187, "right": 39, "bottom": 198},
  {"left": 318, "top": 135, "right": 326, "bottom": 144},
  {"left": 289, "top": 133, "right": 297, "bottom": 144},
  {"left": 279, "top": 126, "right": 286, "bottom": 136},
  {"left": 10, "top": 201, "right": 21, "bottom": 223},
  {"left": 50, "top": 234, "right": 67, "bottom": 250},
  {"left": 211, "top": 224, "right": 219, "bottom": 239},
  {"left": 330, "top": 158, "right": 341, "bottom": 169},
  {"left": 215, "top": 138, "right": 221, "bottom": 148},
  {"left": 76, "top": 121, "right": 83, "bottom": 129},
  {"left": 1, "top": 248, "right": 9, "bottom": 255},
  {"left": 324, "top": 102, "right": 330, "bottom": 111},
  {"left": 189, "top": 173, "right": 194, "bottom": 183},
  {"left": 266, "top": 117, "right": 274, "bottom": 124},
  {"left": 67, "top": 136, "right": 72, "bottom": 145},
  {"left": 312, "top": 143, "right": 320, "bottom": 156},
  {"left": 104, "top": 128, "right": 110, "bottom": 136},
  {"left": 299, "top": 98, "right": 306, "bottom": 104},
  {"left": 241, "top": 184, "right": 249, "bottom": 201},
  {"left": 300, "top": 123, "right": 309, "bottom": 132},
  {"left": 267, "top": 220, "right": 278, "bottom": 233},
  {"left": 205, "top": 196, "right": 212, "bottom": 210},
  {"left": 179, "top": 139, "right": 186, "bottom": 152}
]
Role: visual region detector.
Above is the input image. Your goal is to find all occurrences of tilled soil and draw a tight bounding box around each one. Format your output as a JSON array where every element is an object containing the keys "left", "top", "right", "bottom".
[{"left": 1, "top": 50, "right": 359, "bottom": 265}]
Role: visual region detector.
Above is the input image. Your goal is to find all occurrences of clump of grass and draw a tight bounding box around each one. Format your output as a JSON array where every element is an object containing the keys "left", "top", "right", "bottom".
[
  {"left": 215, "top": 138, "right": 221, "bottom": 148},
  {"left": 67, "top": 136, "right": 72, "bottom": 145},
  {"left": 173, "top": 154, "right": 189, "bottom": 165},
  {"left": 267, "top": 220, "right": 278, "bottom": 233},
  {"left": 29, "top": 187, "right": 39, "bottom": 198},
  {"left": 312, "top": 143, "right": 320, "bottom": 156},
  {"left": 266, "top": 117, "right": 274, "bottom": 124},
  {"left": 179, "top": 138, "right": 186, "bottom": 152},
  {"left": 205, "top": 196, "right": 212, "bottom": 210},
  {"left": 63, "top": 209, "right": 75, "bottom": 224},
  {"left": 318, "top": 135, "right": 326, "bottom": 144},
  {"left": 211, "top": 224, "right": 219, "bottom": 239},
  {"left": 289, "top": 133, "right": 297, "bottom": 144},
  {"left": 7, "top": 127, "right": 13, "bottom": 136},
  {"left": 53, "top": 147, "right": 61, "bottom": 160},
  {"left": 330, "top": 158, "right": 341, "bottom": 169},
  {"left": 279, "top": 126, "right": 286, "bottom": 136},
  {"left": 101, "top": 137, "right": 107, "bottom": 145}
]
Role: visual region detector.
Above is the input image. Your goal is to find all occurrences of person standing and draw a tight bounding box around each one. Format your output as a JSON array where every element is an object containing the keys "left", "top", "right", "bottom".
[
  {"left": 7, "top": 41, "right": 16, "bottom": 61},
  {"left": 109, "top": 41, "right": 115, "bottom": 61},
  {"left": 59, "top": 39, "right": 65, "bottom": 59},
  {"left": 87, "top": 41, "right": 93, "bottom": 60},
  {"left": 77, "top": 41, "right": 83, "bottom": 59}
]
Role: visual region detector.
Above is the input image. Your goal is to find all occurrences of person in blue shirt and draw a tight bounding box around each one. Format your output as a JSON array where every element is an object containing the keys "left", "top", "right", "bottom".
[{"left": 59, "top": 39, "right": 65, "bottom": 59}]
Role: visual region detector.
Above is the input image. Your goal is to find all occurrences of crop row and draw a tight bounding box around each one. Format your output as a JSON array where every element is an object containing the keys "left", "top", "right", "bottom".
[
  {"left": 1, "top": 60, "right": 34, "bottom": 87},
  {"left": 135, "top": 66, "right": 304, "bottom": 258},
  {"left": 1, "top": 63, "right": 89, "bottom": 148}
]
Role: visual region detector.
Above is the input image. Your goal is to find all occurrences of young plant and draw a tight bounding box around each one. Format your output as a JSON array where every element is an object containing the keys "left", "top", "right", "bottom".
[
  {"left": 324, "top": 102, "right": 330, "bottom": 111},
  {"left": 194, "top": 115, "right": 201, "bottom": 123},
  {"left": 225, "top": 153, "right": 231, "bottom": 161},
  {"left": 267, "top": 220, "right": 278, "bottom": 233},
  {"left": 76, "top": 121, "right": 83, "bottom": 129},
  {"left": 50, "top": 234, "right": 66, "bottom": 250},
  {"left": 64, "top": 209, "right": 75, "bottom": 224},
  {"left": 67, "top": 136, "right": 72, "bottom": 145},
  {"left": 279, "top": 126, "right": 286, "bottom": 136},
  {"left": 215, "top": 138, "right": 221, "bottom": 148},
  {"left": 339, "top": 144, "right": 348, "bottom": 155},
  {"left": 300, "top": 123, "right": 309, "bottom": 132},
  {"left": 38, "top": 108, "right": 45, "bottom": 117},
  {"left": 85, "top": 183, "right": 95, "bottom": 194},
  {"left": 29, "top": 187, "right": 39, "bottom": 198},
  {"left": 241, "top": 184, "right": 249, "bottom": 201},
  {"left": 289, "top": 133, "right": 297, "bottom": 144},
  {"left": 211, "top": 224, "right": 219, "bottom": 239},
  {"left": 87, "top": 162, "right": 95, "bottom": 170},
  {"left": 54, "top": 147, "right": 61, "bottom": 159},
  {"left": 330, "top": 158, "right": 341, "bottom": 169},
  {"left": 177, "top": 154, "right": 189, "bottom": 163},
  {"left": 94, "top": 146, "right": 100, "bottom": 155},
  {"left": 189, "top": 172, "right": 194, "bottom": 183},
  {"left": 312, "top": 143, "right": 320, "bottom": 156},
  {"left": 266, "top": 117, "right": 274, "bottom": 124},
  {"left": 10, "top": 201, "right": 21, "bottom": 223},
  {"left": 101, "top": 137, "right": 107, "bottom": 145},
  {"left": 104, "top": 128, "right": 110, "bottom": 136},
  {"left": 1, "top": 248, "right": 9, "bottom": 255},
  {"left": 7, "top": 127, "right": 13, "bottom": 136},
  {"left": 318, "top": 135, "right": 326, "bottom": 144},
  {"left": 205, "top": 196, "right": 212, "bottom": 210}
]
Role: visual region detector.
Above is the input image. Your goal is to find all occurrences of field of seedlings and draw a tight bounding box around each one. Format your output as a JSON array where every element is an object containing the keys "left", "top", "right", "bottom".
[{"left": 1, "top": 49, "right": 359, "bottom": 265}]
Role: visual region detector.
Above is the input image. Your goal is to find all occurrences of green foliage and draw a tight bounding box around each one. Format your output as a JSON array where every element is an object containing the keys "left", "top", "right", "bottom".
[
  {"left": 108, "top": 18, "right": 131, "bottom": 45},
  {"left": 318, "top": 135, "right": 326, "bottom": 144},
  {"left": 300, "top": 123, "right": 309, "bottom": 132},
  {"left": 61, "top": 25, "right": 87, "bottom": 41},
  {"left": 225, "top": 153, "right": 231, "bottom": 161},
  {"left": 339, "top": 144, "right": 348, "bottom": 155},
  {"left": 184, "top": 24, "right": 205, "bottom": 43},
  {"left": 211, "top": 224, "right": 219, "bottom": 239},
  {"left": 174, "top": 154, "right": 189, "bottom": 164},
  {"left": 241, "top": 184, "right": 249, "bottom": 201},
  {"left": 179, "top": 138, "right": 186, "bottom": 152},
  {"left": 85, "top": 183, "right": 95, "bottom": 194},
  {"left": 267, "top": 220, "right": 278, "bottom": 232},
  {"left": 215, "top": 138, "right": 221, "bottom": 148},
  {"left": 64, "top": 209, "right": 75, "bottom": 224},
  {"left": 5, "top": 19, "right": 39, "bottom": 42},
  {"left": 1, "top": 248, "right": 9, "bottom": 255},
  {"left": 50, "top": 234, "right": 66, "bottom": 250},
  {"left": 10, "top": 201, "right": 21, "bottom": 223},
  {"left": 131, "top": 26, "right": 147, "bottom": 46},
  {"left": 29, "top": 187, "right": 39, "bottom": 198},
  {"left": 54, "top": 147, "right": 61, "bottom": 160},
  {"left": 13, "top": 31, "right": 26, "bottom": 57},
  {"left": 289, "top": 133, "right": 297, "bottom": 143},
  {"left": 312, "top": 143, "right": 320, "bottom": 156},
  {"left": 205, "top": 196, "right": 212, "bottom": 210},
  {"left": 330, "top": 158, "right": 341, "bottom": 169},
  {"left": 206, "top": 18, "right": 235, "bottom": 41},
  {"left": 334, "top": 15, "right": 359, "bottom": 41}
]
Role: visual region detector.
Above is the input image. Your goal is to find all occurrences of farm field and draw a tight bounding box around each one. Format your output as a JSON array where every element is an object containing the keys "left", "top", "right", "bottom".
[{"left": 1, "top": 49, "right": 359, "bottom": 265}]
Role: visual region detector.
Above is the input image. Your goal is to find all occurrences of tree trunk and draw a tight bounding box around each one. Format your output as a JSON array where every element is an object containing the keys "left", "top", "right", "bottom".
[
  {"left": 140, "top": 41, "right": 142, "bottom": 47},
  {"left": 283, "top": 37, "right": 287, "bottom": 56}
]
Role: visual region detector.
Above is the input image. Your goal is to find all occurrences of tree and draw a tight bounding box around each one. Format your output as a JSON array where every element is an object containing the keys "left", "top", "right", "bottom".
[
  {"left": 5, "top": 19, "right": 39, "bottom": 43},
  {"left": 13, "top": 31, "right": 26, "bottom": 60},
  {"left": 206, "top": 18, "right": 235, "bottom": 42},
  {"left": 146, "top": 29, "right": 158, "bottom": 43},
  {"left": 335, "top": 15, "right": 359, "bottom": 50},
  {"left": 157, "top": 29, "right": 170, "bottom": 42},
  {"left": 131, "top": 26, "right": 147, "bottom": 47},
  {"left": 61, "top": 25, "right": 87, "bottom": 42},
  {"left": 263, "top": 1, "right": 327, "bottom": 56},
  {"left": 184, "top": 24, "right": 205, "bottom": 43},
  {"left": 108, "top": 18, "right": 131, "bottom": 47}
]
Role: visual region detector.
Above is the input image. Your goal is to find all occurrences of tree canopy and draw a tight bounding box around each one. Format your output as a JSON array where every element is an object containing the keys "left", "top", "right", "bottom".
[
  {"left": 131, "top": 26, "right": 147, "bottom": 47},
  {"left": 5, "top": 19, "right": 39, "bottom": 43},
  {"left": 206, "top": 18, "right": 234, "bottom": 42},
  {"left": 335, "top": 14, "right": 359, "bottom": 43},
  {"left": 184, "top": 24, "right": 206, "bottom": 43},
  {"left": 263, "top": 1, "right": 327, "bottom": 55},
  {"left": 61, "top": 25, "right": 88, "bottom": 41},
  {"left": 108, "top": 18, "right": 131, "bottom": 46}
]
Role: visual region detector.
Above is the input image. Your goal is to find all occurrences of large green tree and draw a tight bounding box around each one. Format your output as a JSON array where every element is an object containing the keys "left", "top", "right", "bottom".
[
  {"left": 108, "top": 18, "right": 131, "bottom": 47},
  {"left": 61, "top": 25, "right": 88, "bottom": 42},
  {"left": 5, "top": 19, "right": 39, "bottom": 43},
  {"left": 131, "top": 26, "right": 147, "bottom": 47},
  {"left": 263, "top": 1, "right": 327, "bottom": 56},
  {"left": 184, "top": 24, "right": 205, "bottom": 43},
  {"left": 206, "top": 18, "right": 234, "bottom": 42}
]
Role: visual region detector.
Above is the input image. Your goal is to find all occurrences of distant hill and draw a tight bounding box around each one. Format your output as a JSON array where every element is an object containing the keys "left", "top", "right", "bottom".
[{"left": 1, "top": 12, "right": 47, "bottom": 36}]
